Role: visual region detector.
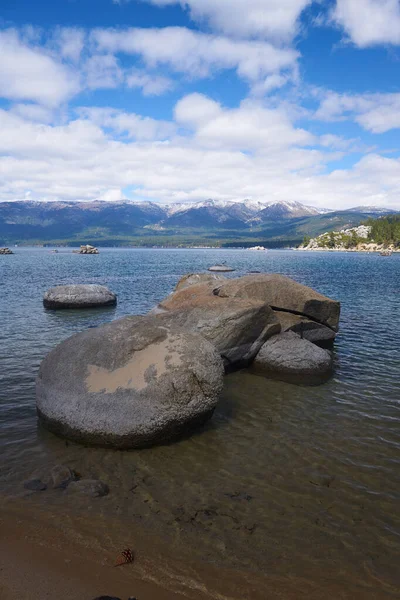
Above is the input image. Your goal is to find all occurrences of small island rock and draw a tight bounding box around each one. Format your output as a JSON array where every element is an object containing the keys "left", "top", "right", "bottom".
[
  {"left": 252, "top": 331, "right": 333, "bottom": 385},
  {"left": 43, "top": 284, "right": 117, "bottom": 309},
  {"left": 36, "top": 316, "right": 224, "bottom": 449}
]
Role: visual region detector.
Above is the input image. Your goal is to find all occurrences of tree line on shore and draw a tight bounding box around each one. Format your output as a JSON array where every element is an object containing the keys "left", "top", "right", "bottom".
[{"left": 303, "top": 215, "right": 400, "bottom": 249}]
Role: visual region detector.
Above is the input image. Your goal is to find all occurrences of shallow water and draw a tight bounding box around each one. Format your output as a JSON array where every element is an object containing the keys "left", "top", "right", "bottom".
[{"left": 1, "top": 248, "right": 400, "bottom": 598}]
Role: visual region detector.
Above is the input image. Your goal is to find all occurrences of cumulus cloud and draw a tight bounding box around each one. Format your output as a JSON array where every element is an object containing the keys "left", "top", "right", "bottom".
[
  {"left": 0, "top": 29, "right": 80, "bottom": 107},
  {"left": 333, "top": 0, "right": 400, "bottom": 47},
  {"left": 77, "top": 106, "right": 176, "bottom": 140},
  {"left": 84, "top": 54, "right": 124, "bottom": 89},
  {"left": 92, "top": 27, "right": 298, "bottom": 83},
  {"left": 315, "top": 90, "right": 400, "bottom": 133},
  {"left": 55, "top": 27, "right": 85, "bottom": 62},
  {"left": 175, "top": 94, "right": 314, "bottom": 150},
  {"left": 140, "top": 0, "right": 312, "bottom": 42},
  {"left": 126, "top": 69, "right": 175, "bottom": 95}
]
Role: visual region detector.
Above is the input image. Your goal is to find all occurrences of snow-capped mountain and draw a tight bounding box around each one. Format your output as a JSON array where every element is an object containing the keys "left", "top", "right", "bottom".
[{"left": 164, "top": 198, "right": 326, "bottom": 221}]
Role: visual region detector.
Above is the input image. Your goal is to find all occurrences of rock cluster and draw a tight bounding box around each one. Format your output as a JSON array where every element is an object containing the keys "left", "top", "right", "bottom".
[
  {"left": 0, "top": 247, "right": 13, "bottom": 254},
  {"left": 76, "top": 244, "right": 99, "bottom": 254},
  {"left": 23, "top": 464, "right": 108, "bottom": 497},
  {"left": 36, "top": 272, "right": 340, "bottom": 449},
  {"left": 43, "top": 284, "right": 117, "bottom": 309}
]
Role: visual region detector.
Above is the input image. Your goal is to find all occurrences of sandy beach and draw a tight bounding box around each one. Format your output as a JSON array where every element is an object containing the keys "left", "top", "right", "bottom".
[{"left": 1, "top": 499, "right": 394, "bottom": 600}]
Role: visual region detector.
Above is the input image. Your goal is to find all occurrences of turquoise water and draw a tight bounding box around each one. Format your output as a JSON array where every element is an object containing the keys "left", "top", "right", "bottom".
[{"left": 1, "top": 248, "right": 400, "bottom": 598}]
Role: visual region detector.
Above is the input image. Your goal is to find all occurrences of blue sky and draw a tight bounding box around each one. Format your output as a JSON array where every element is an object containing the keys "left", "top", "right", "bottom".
[{"left": 1, "top": 0, "right": 400, "bottom": 209}]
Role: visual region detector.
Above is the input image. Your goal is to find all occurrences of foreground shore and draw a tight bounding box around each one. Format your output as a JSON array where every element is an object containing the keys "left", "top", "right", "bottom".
[{"left": 1, "top": 498, "right": 395, "bottom": 600}]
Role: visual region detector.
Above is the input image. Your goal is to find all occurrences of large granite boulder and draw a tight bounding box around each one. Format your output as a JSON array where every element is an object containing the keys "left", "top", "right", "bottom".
[
  {"left": 274, "top": 311, "right": 336, "bottom": 348},
  {"left": 175, "top": 272, "right": 226, "bottom": 292},
  {"left": 153, "top": 283, "right": 281, "bottom": 369},
  {"left": 252, "top": 331, "right": 333, "bottom": 385},
  {"left": 214, "top": 274, "right": 340, "bottom": 331},
  {"left": 43, "top": 284, "right": 117, "bottom": 309},
  {"left": 36, "top": 316, "right": 224, "bottom": 449}
]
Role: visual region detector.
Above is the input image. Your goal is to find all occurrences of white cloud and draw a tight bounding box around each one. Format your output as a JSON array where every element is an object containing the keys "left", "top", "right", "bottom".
[
  {"left": 92, "top": 27, "right": 298, "bottom": 83},
  {"left": 10, "top": 103, "right": 55, "bottom": 124},
  {"left": 126, "top": 69, "right": 175, "bottom": 95},
  {"left": 333, "top": 0, "right": 400, "bottom": 47},
  {"left": 84, "top": 54, "right": 124, "bottom": 89},
  {"left": 55, "top": 27, "right": 85, "bottom": 62},
  {"left": 315, "top": 91, "right": 400, "bottom": 133},
  {"left": 77, "top": 106, "right": 176, "bottom": 140},
  {"left": 0, "top": 100, "right": 399, "bottom": 209},
  {"left": 0, "top": 29, "right": 80, "bottom": 107},
  {"left": 175, "top": 94, "right": 314, "bottom": 150},
  {"left": 141, "top": 0, "right": 312, "bottom": 42}
]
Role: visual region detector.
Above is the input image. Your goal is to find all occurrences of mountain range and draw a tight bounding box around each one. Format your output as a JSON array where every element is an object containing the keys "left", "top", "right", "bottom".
[{"left": 0, "top": 199, "right": 397, "bottom": 247}]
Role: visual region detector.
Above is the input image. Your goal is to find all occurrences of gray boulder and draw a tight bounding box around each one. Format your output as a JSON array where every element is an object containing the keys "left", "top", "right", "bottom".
[
  {"left": 252, "top": 331, "right": 333, "bottom": 385},
  {"left": 43, "top": 284, "right": 117, "bottom": 309},
  {"left": 175, "top": 272, "right": 226, "bottom": 292},
  {"left": 36, "top": 316, "right": 224, "bottom": 449},
  {"left": 274, "top": 311, "right": 336, "bottom": 348},
  {"left": 214, "top": 274, "right": 340, "bottom": 331},
  {"left": 154, "top": 283, "right": 281, "bottom": 369}
]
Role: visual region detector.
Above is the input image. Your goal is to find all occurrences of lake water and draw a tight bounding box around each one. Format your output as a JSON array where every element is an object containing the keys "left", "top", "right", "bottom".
[{"left": 1, "top": 248, "right": 400, "bottom": 599}]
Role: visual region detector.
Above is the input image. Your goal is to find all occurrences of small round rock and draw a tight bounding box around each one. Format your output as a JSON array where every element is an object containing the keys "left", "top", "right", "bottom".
[{"left": 43, "top": 284, "right": 117, "bottom": 309}]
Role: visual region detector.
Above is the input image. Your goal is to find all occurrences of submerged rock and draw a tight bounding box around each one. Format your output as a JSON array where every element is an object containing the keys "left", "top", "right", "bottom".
[
  {"left": 51, "top": 465, "right": 75, "bottom": 489},
  {"left": 43, "top": 284, "right": 117, "bottom": 309},
  {"left": 274, "top": 311, "right": 336, "bottom": 348},
  {"left": 23, "top": 479, "right": 47, "bottom": 491},
  {"left": 67, "top": 479, "right": 109, "bottom": 497},
  {"left": 154, "top": 283, "right": 281, "bottom": 369},
  {"left": 214, "top": 274, "right": 340, "bottom": 331},
  {"left": 252, "top": 331, "right": 333, "bottom": 385},
  {"left": 36, "top": 316, "right": 224, "bottom": 449}
]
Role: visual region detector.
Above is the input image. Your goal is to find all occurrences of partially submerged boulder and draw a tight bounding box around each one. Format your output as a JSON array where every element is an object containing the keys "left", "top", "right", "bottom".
[
  {"left": 214, "top": 274, "right": 340, "bottom": 331},
  {"left": 274, "top": 311, "right": 336, "bottom": 348},
  {"left": 252, "top": 331, "right": 333, "bottom": 385},
  {"left": 175, "top": 272, "right": 226, "bottom": 292},
  {"left": 36, "top": 316, "right": 224, "bottom": 449},
  {"left": 154, "top": 283, "right": 281, "bottom": 369},
  {"left": 43, "top": 284, "right": 117, "bottom": 309}
]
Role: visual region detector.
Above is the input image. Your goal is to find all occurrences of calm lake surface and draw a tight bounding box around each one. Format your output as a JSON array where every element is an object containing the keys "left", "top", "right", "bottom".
[{"left": 1, "top": 248, "right": 400, "bottom": 598}]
